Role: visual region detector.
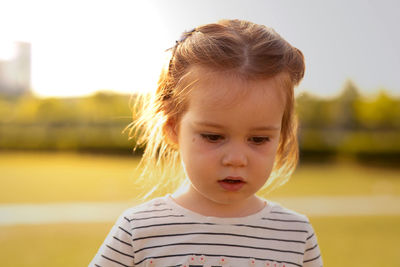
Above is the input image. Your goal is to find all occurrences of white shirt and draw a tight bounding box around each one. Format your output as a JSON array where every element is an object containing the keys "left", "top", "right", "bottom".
[{"left": 90, "top": 195, "right": 322, "bottom": 267}]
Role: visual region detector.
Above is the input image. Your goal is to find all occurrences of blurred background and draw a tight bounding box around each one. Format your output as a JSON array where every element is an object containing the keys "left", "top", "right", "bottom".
[{"left": 1, "top": 0, "right": 399, "bottom": 266}]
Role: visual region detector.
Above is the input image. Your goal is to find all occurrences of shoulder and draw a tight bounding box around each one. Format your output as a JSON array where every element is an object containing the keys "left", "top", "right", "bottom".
[
  {"left": 262, "top": 200, "right": 315, "bottom": 235},
  {"left": 120, "top": 196, "right": 172, "bottom": 220},
  {"left": 263, "top": 202, "right": 323, "bottom": 265},
  {"left": 266, "top": 200, "right": 310, "bottom": 222}
]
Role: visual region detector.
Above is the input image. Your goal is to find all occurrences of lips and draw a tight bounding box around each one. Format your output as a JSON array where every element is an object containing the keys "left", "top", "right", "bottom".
[{"left": 218, "top": 176, "right": 246, "bottom": 191}]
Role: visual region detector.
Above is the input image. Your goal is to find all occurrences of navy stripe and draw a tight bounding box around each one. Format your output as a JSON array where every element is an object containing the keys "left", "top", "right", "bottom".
[
  {"left": 106, "top": 245, "right": 135, "bottom": 259},
  {"left": 133, "top": 208, "right": 173, "bottom": 214},
  {"left": 132, "top": 222, "right": 307, "bottom": 233},
  {"left": 307, "top": 232, "right": 315, "bottom": 240},
  {"left": 133, "top": 242, "right": 304, "bottom": 255},
  {"left": 270, "top": 211, "right": 293, "bottom": 215},
  {"left": 132, "top": 222, "right": 216, "bottom": 230},
  {"left": 132, "top": 231, "right": 305, "bottom": 244},
  {"left": 126, "top": 214, "right": 184, "bottom": 221},
  {"left": 262, "top": 218, "right": 309, "bottom": 224},
  {"left": 113, "top": 236, "right": 132, "bottom": 247},
  {"left": 135, "top": 253, "right": 302, "bottom": 267},
  {"left": 101, "top": 254, "right": 130, "bottom": 267},
  {"left": 233, "top": 223, "right": 308, "bottom": 233},
  {"left": 305, "top": 243, "right": 318, "bottom": 252},
  {"left": 304, "top": 254, "right": 321, "bottom": 263},
  {"left": 118, "top": 226, "right": 132, "bottom": 236}
]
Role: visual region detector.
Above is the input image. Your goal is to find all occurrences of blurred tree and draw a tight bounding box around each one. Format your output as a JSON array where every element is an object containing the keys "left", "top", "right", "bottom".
[
  {"left": 296, "top": 92, "right": 333, "bottom": 128},
  {"left": 332, "top": 80, "right": 361, "bottom": 129},
  {"left": 1, "top": 86, "right": 399, "bottom": 161},
  {"left": 79, "top": 91, "right": 131, "bottom": 124},
  {"left": 355, "top": 90, "right": 400, "bottom": 129}
]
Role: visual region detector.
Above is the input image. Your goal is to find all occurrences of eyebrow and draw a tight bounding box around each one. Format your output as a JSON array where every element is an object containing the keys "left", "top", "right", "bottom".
[{"left": 193, "top": 121, "right": 281, "bottom": 131}]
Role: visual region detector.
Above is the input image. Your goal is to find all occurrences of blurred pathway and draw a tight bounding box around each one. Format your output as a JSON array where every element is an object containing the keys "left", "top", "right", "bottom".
[{"left": 1, "top": 195, "right": 400, "bottom": 226}]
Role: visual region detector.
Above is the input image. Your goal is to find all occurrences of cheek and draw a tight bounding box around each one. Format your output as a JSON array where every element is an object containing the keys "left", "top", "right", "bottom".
[
  {"left": 185, "top": 135, "right": 214, "bottom": 152},
  {"left": 180, "top": 136, "right": 216, "bottom": 163},
  {"left": 254, "top": 139, "right": 280, "bottom": 157},
  {"left": 253, "top": 150, "right": 275, "bottom": 168},
  {"left": 252, "top": 142, "right": 280, "bottom": 170},
  {"left": 193, "top": 140, "right": 220, "bottom": 162}
]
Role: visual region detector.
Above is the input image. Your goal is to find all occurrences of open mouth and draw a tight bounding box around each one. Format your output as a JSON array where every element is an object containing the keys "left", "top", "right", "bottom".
[
  {"left": 221, "top": 178, "right": 243, "bottom": 184},
  {"left": 218, "top": 177, "right": 245, "bottom": 191}
]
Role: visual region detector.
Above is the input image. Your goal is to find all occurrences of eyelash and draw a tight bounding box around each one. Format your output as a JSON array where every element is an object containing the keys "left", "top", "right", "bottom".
[
  {"left": 200, "top": 134, "right": 270, "bottom": 145},
  {"left": 200, "top": 134, "right": 224, "bottom": 142},
  {"left": 248, "top": 136, "right": 270, "bottom": 144}
]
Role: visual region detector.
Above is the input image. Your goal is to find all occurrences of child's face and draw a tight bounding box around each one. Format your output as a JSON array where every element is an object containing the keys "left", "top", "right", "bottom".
[{"left": 171, "top": 73, "right": 285, "bottom": 211}]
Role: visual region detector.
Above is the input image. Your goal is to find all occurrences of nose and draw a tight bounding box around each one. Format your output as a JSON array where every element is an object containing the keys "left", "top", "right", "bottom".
[{"left": 221, "top": 142, "right": 248, "bottom": 167}]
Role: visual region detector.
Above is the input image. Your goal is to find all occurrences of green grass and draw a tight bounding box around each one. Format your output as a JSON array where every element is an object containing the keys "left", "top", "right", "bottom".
[
  {"left": 0, "top": 223, "right": 113, "bottom": 267},
  {"left": 0, "top": 152, "right": 142, "bottom": 203},
  {"left": 1, "top": 152, "right": 400, "bottom": 267},
  {"left": 268, "top": 160, "right": 400, "bottom": 198},
  {"left": 1, "top": 152, "right": 399, "bottom": 204},
  {"left": 0, "top": 217, "right": 399, "bottom": 267},
  {"left": 312, "top": 216, "right": 400, "bottom": 267}
]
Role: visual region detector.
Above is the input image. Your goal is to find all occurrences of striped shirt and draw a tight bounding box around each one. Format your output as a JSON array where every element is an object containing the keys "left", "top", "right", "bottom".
[{"left": 89, "top": 195, "right": 322, "bottom": 267}]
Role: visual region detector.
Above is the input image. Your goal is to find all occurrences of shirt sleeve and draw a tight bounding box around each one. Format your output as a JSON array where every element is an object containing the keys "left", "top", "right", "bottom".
[
  {"left": 303, "top": 222, "right": 323, "bottom": 267},
  {"left": 89, "top": 211, "right": 135, "bottom": 267}
]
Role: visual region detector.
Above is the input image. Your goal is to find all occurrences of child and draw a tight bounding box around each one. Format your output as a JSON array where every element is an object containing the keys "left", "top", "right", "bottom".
[{"left": 90, "top": 19, "right": 322, "bottom": 267}]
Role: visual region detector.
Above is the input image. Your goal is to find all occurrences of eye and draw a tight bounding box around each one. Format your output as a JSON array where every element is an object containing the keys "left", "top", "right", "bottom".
[
  {"left": 248, "top": 136, "right": 270, "bottom": 145},
  {"left": 200, "top": 134, "right": 224, "bottom": 143}
]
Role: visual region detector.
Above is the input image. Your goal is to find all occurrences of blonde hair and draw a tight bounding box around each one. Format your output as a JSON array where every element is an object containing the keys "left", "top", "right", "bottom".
[{"left": 129, "top": 19, "right": 305, "bottom": 198}]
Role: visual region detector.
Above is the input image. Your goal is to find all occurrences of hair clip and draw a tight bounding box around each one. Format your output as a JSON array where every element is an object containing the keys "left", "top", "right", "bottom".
[
  {"left": 165, "top": 28, "right": 198, "bottom": 73},
  {"left": 178, "top": 28, "right": 197, "bottom": 43},
  {"left": 166, "top": 28, "right": 197, "bottom": 52}
]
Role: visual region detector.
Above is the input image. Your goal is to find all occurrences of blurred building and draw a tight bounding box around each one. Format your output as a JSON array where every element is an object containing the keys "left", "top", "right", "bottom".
[{"left": 0, "top": 41, "right": 31, "bottom": 96}]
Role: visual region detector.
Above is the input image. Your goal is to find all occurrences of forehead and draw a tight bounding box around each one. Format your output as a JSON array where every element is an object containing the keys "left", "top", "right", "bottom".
[{"left": 185, "top": 69, "right": 287, "bottom": 111}]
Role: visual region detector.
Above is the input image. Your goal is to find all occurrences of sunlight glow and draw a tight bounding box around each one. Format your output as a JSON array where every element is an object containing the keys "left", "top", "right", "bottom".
[
  {"left": 0, "top": 0, "right": 171, "bottom": 97},
  {"left": 1, "top": 0, "right": 399, "bottom": 98},
  {"left": 0, "top": 41, "right": 16, "bottom": 61}
]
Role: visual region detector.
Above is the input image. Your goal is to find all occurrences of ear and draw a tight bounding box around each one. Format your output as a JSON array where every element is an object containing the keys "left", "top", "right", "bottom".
[{"left": 163, "top": 118, "right": 179, "bottom": 146}]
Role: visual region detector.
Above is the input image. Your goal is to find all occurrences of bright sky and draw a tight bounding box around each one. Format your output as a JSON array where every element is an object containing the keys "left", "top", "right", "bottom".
[{"left": 0, "top": 0, "right": 399, "bottom": 98}]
